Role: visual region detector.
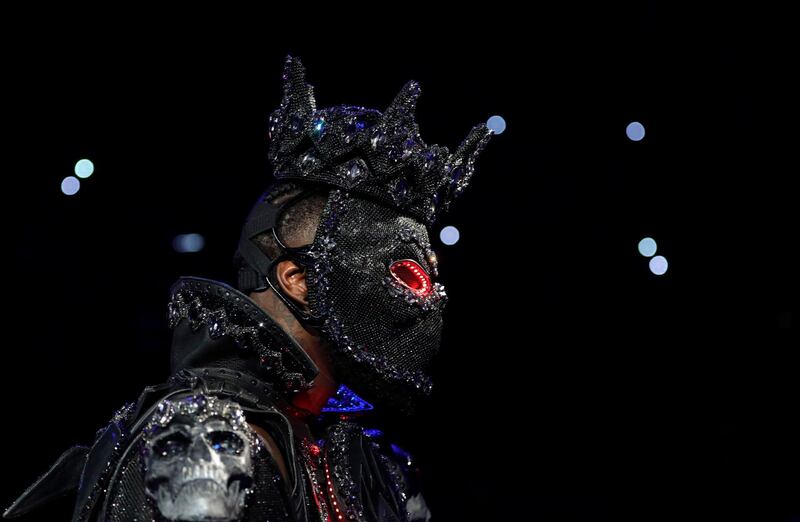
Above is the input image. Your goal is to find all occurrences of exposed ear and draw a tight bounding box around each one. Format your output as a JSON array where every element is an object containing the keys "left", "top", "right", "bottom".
[{"left": 274, "top": 259, "right": 308, "bottom": 309}]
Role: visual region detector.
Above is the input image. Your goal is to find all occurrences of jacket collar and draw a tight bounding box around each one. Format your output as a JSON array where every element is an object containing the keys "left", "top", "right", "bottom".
[{"left": 166, "top": 276, "right": 319, "bottom": 393}]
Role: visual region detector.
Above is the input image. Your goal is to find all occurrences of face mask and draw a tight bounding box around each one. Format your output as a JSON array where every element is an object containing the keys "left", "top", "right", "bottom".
[{"left": 305, "top": 191, "right": 447, "bottom": 411}]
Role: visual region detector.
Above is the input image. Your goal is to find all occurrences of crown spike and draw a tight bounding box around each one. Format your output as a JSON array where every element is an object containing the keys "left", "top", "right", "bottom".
[
  {"left": 281, "top": 55, "right": 316, "bottom": 115},
  {"left": 384, "top": 80, "right": 421, "bottom": 122},
  {"left": 268, "top": 56, "right": 318, "bottom": 164},
  {"left": 441, "top": 122, "right": 494, "bottom": 202},
  {"left": 449, "top": 122, "right": 493, "bottom": 165}
]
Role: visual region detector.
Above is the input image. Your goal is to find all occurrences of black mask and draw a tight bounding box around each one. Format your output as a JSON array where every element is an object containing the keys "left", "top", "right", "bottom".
[{"left": 305, "top": 191, "right": 447, "bottom": 412}]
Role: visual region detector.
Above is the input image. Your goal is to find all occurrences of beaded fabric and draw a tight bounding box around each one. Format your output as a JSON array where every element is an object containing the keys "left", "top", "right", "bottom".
[{"left": 266, "top": 55, "right": 495, "bottom": 227}]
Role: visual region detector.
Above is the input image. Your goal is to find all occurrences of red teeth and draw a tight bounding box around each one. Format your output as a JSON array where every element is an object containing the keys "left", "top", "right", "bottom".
[{"left": 390, "top": 260, "right": 432, "bottom": 296}]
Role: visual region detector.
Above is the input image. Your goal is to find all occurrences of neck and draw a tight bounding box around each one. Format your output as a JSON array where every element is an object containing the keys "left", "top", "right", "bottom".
[{"left": 249, "top": 290, "right": 338, "bottom": 416}]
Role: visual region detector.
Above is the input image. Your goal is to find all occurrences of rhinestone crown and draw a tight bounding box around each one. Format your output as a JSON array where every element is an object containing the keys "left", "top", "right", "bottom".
[{"left": 267, "top": 55, "right": 496, "bottom": 225}]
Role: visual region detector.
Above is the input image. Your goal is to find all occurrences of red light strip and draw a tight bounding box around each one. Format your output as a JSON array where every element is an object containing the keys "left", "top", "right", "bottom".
[
  {"left": 324, "top": 459, "right": 345, "bottom": 521},
  {"left": 391, "top": 260, "right": 432, "bottom": 295}
]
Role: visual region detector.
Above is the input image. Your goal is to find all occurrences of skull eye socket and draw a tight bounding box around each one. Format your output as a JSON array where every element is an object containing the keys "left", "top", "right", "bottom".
[
  {"left": 390, "top": 259, "right": 432, "bottom": 296},
  {"left": 206, "top": 431, "right": 245, "bottom": 455},
  {"left": 152, "top": 433, "right": 190, "bottom": 458}
]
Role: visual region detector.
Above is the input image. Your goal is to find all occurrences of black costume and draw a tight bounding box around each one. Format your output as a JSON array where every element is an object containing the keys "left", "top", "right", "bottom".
[{"left": 5, "top": 56, "right": 495, "bottom": 522}]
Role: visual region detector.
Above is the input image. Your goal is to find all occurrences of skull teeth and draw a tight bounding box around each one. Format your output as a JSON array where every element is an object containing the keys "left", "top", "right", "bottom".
[{"left": 179, "top": 463, "right": 232, "bottom": 484}]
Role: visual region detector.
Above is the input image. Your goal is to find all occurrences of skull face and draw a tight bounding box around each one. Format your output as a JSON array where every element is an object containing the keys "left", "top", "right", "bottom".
[{"left": 143, "top": 396, "right": 254, "bottom": 521}]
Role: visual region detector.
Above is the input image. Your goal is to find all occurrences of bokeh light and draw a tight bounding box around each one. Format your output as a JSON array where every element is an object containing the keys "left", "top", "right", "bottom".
[
  {"left": 487, "top": 115, "right": 506, "bottom": 134},
  {"left": 626, "top": 121, "right": 646, "bottom": 141},
  {"left": 61, "top": 176, "right": 80, "bottom": 196},
  {"left": 649, "top": 255, "right": 669, "bottom": 275},
  {"left": 440, "top": 226, "right": 460, "bottom": 246},
  {"left": 638, "top": 237, "right": 658, "bottom": 257},
  {"left": 74, "top": 159, "right": 95, "bottom": 179},
  {"left": 173, "top": 233, "right": 206, "bottom": 253}
]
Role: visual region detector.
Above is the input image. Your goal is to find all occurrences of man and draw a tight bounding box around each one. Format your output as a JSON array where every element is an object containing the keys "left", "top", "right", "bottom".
[{"left": 4, "top": 55, "right": 495, "bottom": 522}]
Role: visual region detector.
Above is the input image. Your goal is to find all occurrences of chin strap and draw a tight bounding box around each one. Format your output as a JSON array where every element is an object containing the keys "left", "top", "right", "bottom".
[{"left": 236, "top": 192, "right": 324, "bottom": 329}]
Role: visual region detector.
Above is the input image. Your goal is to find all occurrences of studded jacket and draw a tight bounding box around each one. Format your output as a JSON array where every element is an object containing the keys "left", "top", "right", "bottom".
[{"left": 3, "top": 278, "right": 430, "bottom": 522}]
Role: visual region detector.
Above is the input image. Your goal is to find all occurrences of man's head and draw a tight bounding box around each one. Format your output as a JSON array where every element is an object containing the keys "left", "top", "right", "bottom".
[
  {"left": 237, "top": 181, "right": 446, "bottom": 413},
  {"left": 234, "top": 55, "right": 495, "bottom": 412},
  {"left": 246, "top": 182, "right": 327, "bottom": 317}
]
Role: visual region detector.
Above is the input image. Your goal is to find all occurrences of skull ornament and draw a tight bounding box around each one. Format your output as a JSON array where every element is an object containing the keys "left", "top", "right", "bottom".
[{"left": 142, "top": 394, "right": 255, "bottom": 521}]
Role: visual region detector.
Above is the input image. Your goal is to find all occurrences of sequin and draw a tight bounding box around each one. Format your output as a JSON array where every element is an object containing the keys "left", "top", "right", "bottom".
[
  {"left": 345, "top": 160, "right": 363, "bottom": 181},
  {"left": 311, "top": 117, "right": 326, "bottom": 138}
]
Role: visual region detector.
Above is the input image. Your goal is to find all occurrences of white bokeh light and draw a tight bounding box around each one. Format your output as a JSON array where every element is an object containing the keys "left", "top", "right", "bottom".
[
  {"left": 440, "top": 226, "right": 460, "bottom": 246},
  {"left": 61, "top": 176, "right": 80, "bottom": 196},
  {"left": 649, "top": 255, "right": 668, "bottom": 275},
  {"left": 638, "top": 237, "right": 658, "bottom": 257},
  {"left": 74, "top": 158, "right": 95, "bottom": 179}
]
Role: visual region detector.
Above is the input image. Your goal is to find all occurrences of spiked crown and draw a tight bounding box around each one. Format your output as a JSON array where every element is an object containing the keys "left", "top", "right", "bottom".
[{"left": 266, "top": 55, "right": 495, "bottom": 226}]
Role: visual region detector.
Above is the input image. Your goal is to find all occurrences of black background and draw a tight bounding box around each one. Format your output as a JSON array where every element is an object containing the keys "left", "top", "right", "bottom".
[{"left": 4, "top": 5, "right": 795, "bottom": 521}]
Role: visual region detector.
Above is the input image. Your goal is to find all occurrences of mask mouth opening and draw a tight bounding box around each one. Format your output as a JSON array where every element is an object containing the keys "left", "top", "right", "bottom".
[{"left": 389, "top": 259, "right": 432, "bottom": 297}]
